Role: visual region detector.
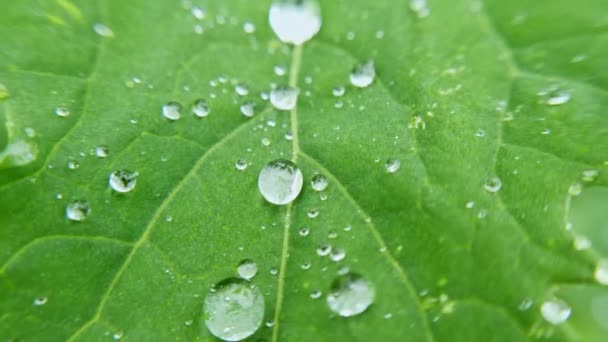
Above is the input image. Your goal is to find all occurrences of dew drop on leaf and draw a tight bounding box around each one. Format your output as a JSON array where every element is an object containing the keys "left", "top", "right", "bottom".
[
  {"left": 274, "top": 64, "right": 287, "bottom": 76},
  {"left": 270, "top": 267, "right": 278, "bottom": 276},
  {"left": 270, "top": 86, "right": 299, "bottom": 111},
  {"left": 311, "top": 174, "right": 328, "bottom": 192},
  {"left": 540, "top": 298, "right": 571, "bottom": 325},
  {"left": 332, "top": 86, "right": 345, "bottom": 97},
  {"left": 192, "top": 99, "right": 210, "bottom": 117},
  {"left": 484, "top": 177, "right": 502, "bottom": 193},
  {"left": 573, "top": 234, "right": 592, "bottom": 251},
  {"left": 235, "top": 84, "right": 249, "bottom": 96},
  {"left": 66, "top": 200, "right": 90, "bottom": 222},
  {"left": 310, "top": 291, "right": 322, "bottom": 299},
  {"left": 203, "top": 278, "right": 264, "bottom": 341},
  {"left": 67, "top": 159, "right": 79, "bottom": 170},
  {"left": 329, "top": 248, "right": 346, "bottom": 262},
  {"left": 109, "top": 170, "right": 138, "bottom": 193},
  {"left": 33, "top": 296, "right": 48, "bottom": 306},
  {"left": 410, "top": 0, "right": 431, "bottom": 18},
  {"left": 257, "top": 159, "right": 303, "bottom": 205},
  {"left": 385, "top": 158, "right": 401, "bottom": 173},
  {"left": 55, "top": 106, "right": 70, "bottom": 117},
  {"left": 237, "top": 259, "right": 258, "bottom": 280},
  {"left": 93, "top": 23, "right": 114, "bottom": 38},
  {"left": 269, "top": 0, "right": 322, "bottom": 45},
  {"left": 326, "top": 273, "right": 375, "bottom": 317},
  {"left": 162, "top": 102, "right": 182, "bottom": 121},
  {"left": 240, "top": 102, "right": 256, "bottom": 118},
  {"left": 235, "top": 159, "right": 248, "bottom": 171},
  {"left": 243, "top": 21, "right": 255, "bottom": 34},
  {"left": 307, "top": 208, "right": 319, "bottom": 218},
  {"left": 595, "top": 259, "right": 608, "bottom": 285},
  {"left": 316, "top": 243, "right": 332, "bottom": 256},
  {"left": 299, "top": 227, "right": 310, "bottom": 236},
  {"left": 261, "top": 137, "right": 271, "bottom": 146},
  {"left": 546, "top": 92, "right": 571, "bottom": 106},
  {"left": 350, "top": 61, "right": 376, "bottom": 88},
  {"left": 95, "top": 145, "right": 109, "bottom": 158}
]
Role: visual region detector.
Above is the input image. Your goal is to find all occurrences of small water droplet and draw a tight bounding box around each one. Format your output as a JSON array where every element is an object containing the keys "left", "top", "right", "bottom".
[
  {"left": 66, "top": 200, "right": 90, "bottom": 221},
  {"left": 258, "top": 159, "right": 303, "bottom": 205},
  {"left": 299, "top": 227, "right": 310, "bottom": 236},
  {"left": 270, "top": 86, "right": 299, "bottom": 111},
  {"left": 518, "top": 298, "right": 533, "bottom": 311},
  {"left": 310, "top": 291, "right": 322, "bottom": 299},
  {"left": 410, "top": 0, "right": 430, "bottom": 18},
  {"left": 465, "top": 201, "right": 475, "bottom": 209},
  {"left": 109, "top": 170, "right": 138, "bottom": 193},
  {"left": 240, "top": 102, "right": 256, "bottom": 118},
  {"left": 261, "top": 137, "right": 271, "bottom": 146},
  {"left": 326, "top": 273, "right": 375, "bottom": 317},
  {"left": 307, "top": 208, "right": 319, "bottom": 218},
  {"left": 93, "top": 23, "right": 114, "bottom": 37},
  {"left": 484, "top": 177, "right": 502, "bottom": 193},
  {"left": 573, "top": 234, "right": 592, "bottom": 251},
  {"left": 191, "top": 6, "right": 205, "bottom": 20},
  {"left": 541, "top": 299, "right": 571, "bottom": 325},
  {"left": 316, "top": 244, "right": 332, "bottom": 256},
  {"left": 568, "top": 183, "right": 582, "bottom": 196},
  {"left": 236, "top": 159, "right": 248, "bottom": 171},
  {"left": 243, "top": 21, "right": 256, "bottom": 34},
  {"left": 95, "top": 145, "right": 109, "bottom": 158},
  {"left": 350, "top": 61, "right": 375, "bottom": 88},
  {"left": 162, "top": 102, "right": 182, "bottom": 121},
  {"left": 475, "top": 129, "right": 486, "bottom": 137},
  {"left": 269, "top": 0, "right": 322, "bottom": 45},
  {"left": 203, "top": 278, "right": 264, "bottom": 341},
  {"left": 270, "top": 267, "right": 278, "bottom": 276},
  {"left": 237, "top": 259, "right": 258, "bottom": 280},
  {"left": 385, "top": 158, "right": 401, "bottom": 173},
  {"left": 332, "top": 86, "right": 345, "bottom": 97},
  {"left": 235, "top": 84, "right": 249, "bottom": 96},
  {"left": 300, "top": 262, "right": 311, "bottom": 270},
  {"left": 112, "top": 331, "right": 123, "bottom": 340},
  {"left": 344, "top": 224, "right": 352, "bottom": 232},
  {"left": 165, "top": 215, "right": 173, "bottom": 222},
  {"left": 67, "top": 159, "right": 79, "bottom": 170},
  {"left": 284, "top": 131, "right": 293, "bottom": 141},
  {"left": 193, "top": 99, "right": 210, "bottom": 117},
  {"left": 595, "top": 259, "right": 608, "bottom": 285},
  {"left": 375, "top": 30, "right": 385, "bottom": 39},
  {"left": 546, "top": 92, "right": 571, "bottom": 106},
  {"left": 311, "top": 174, "right": 328, "bottom": 191},
  {"left": 33, "top": 296, "right": 48, "bottom": 306},
  {"left": 274, "top": 64, "right": 287, "bottom": 76},
  {"left": 55, "top": 106, "right": 70, "bottom": 117},
  {"left": 329, "top": 248, "right": 346, "bottom": 262},
  {"left": 184, "top": 320, "right": 193, "bottom": 326}
]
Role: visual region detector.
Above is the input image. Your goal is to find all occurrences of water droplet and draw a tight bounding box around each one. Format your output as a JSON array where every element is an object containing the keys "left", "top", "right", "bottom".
[
  {"left": 66, "top": 200, "right": 90, "bottom": 221},
  {"left": 261, "top": 137, "right": 271, "bottom": 147},
  {"left": 274, "top": 64, "right": 287, "bottom": 76},
  {"left": 299, "top": 227, "right": 310, "bottom": 236},
  {"left": 193, "top": 99, "right": 210, "bottom": 117},
  {"left": 270, "top": 267, "right": 278, "bottom": 276},
  {"left": 329, "top": 248, "right": 346, "bottom": 262},
  {"left": 311, "top": 174, "right": 328, "bottom": 192},
  {"left": 269, "top": 0, "right": 322, "bottom": 45},
  {"left": 582, "top": 170, "right": 599, "bottom": 182},
  {"left": 165, "top": 215, "right": 173, "bottom": 222},
  {"left": 573, "top": 235, "right": 592, "bottom": 251},
  {"left": 465, "top": 201, "right": 475, "bottom": 209},
  {"left": 284, "top": 131, "right": 293, "bottom": 141},
  {"left": 344, "top": 224, "right": 352, "bottom": 232},
  {"left": 235, "top": 84, "right": 249, "bottom": 96},
  {"left": 484, "top": 177, "right": 502, "bottom": 193},
  {"left": 93, "top": 23, "right": 114, "bottom": 37},
  {"left": 410, "top": 0, "right": 430, "bottom": 18},
  {"left": 258, "top": 159, "right": 303, "bottom": 205},
  {"left": 594, "top": 259, "right": 608, "bottom": 285},
  {"left": 194, "top": 24, "right": 204, "bottom": 34},
  {"left": 385, "top": 158, "right": 401, "bottom": 173},
  {"left": 300, "top": 262, "right": 311, "bottom": 270},
  {"left": 307, "top": 209, "right": 319, "bottom": 218},
  {"left": 235, "top": 159, "right": 248, "bottom": 171},
  {"left": 239, "top": 102, "right": 256, "bottom": 118},
  {"left": 184, "top": 320, "right": 193, "bottom": 326},
  {"left": 568, "top": 183, "right": 582, "bottom": 196},
  {"left": 350, "top": 61, "right": 375, "bottom": 88},
  {"left": 95, "top": 145, "right": 109, "bottom": 158},
  {"left": 55, "top": 106, "right": 70, "bottom": 117},
  {"left": 109, "top": 170, "right": 138, "bottom": 193},
  {"left": 518, "top": 298, "right": 533, "bottom": 311},
  {"left": 375, "top": 30, "right": 385, "bottom": 39},
  {"left": 475, "top": 129, "right": 486, "bottom": 137},
  {"left": 310, "top": 291, "right": 322, "bottom": 299},
  {"left": 316, "top": 244, "right": 332, "bottom": 256},
  {"left": 541, "top": 299, "right": 571, "bottom": 325},
  {"left": 237, "top": 259, "right": 258, "bottom": 280},
  {"left": 332, "top": 86, "right": 345, "bottom": 97},
  {"left": 203, "top": 278, "right": 264, "bottom": 341},
  {"left": 67, "top": 159, "right": 79, "bottom": 170},
  {"left": 270, "top": 86, "right": 299, "bottom": 111},
  {"left": 243, "top": 21, "right": 256, "bottom": 34},
  {"left": 33, "top": 296, "right": 48, "bottom": 306},
  {"left": 265, "top": 320, "right": 275, "bottom": 328},
  {"left": 328, "top": 231, "right": 338, "bottom": 239},
  {"left": 112, "top": 331, "right": 123, "bottom": 340},
  {"left": 191, "top": 6, "right": 205, "bottom": 19},
  {"left": 326, "top": 273, "right": 375, "bottom": 317},
  {"left": 547, "top": 92, "right": 571, "bottom": 106},
  {"left": 541, "top": 128, "right": 551, "bottom": 135},
  {"left": 162, "top": 102, "right": 182, "bottom": 121}
]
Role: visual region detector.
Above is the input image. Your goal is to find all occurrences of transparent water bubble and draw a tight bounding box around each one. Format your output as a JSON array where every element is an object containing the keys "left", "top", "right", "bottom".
[
  {"left": 93, "top": 23, "right": 114, "bottom": 37},
  {"left": 311, "top": 174, "right": 328, "bottom": 192},
  {"left": 350, "top": 61, "right": 375, "bottom": 88},
  {"left": 237, "top": 259, "right": 258, "bottom": 280},
  {"left": 240, "top": 102, "right": 256, "bottom": 118},
  {"left": 595, "top": 259, "right": 608, "bottom": 285},
  {"left": 332, "top": 86, "right": 345, "bottom": 97},
  {"left": 385, "top": 158, "right": 401, "bottom": 173},
  {"left": 299, "top": 227, "right": 310, "bottom": 236},
  {"left": 95, "top": 145, "right": 109, "bottom": 158},
  {"left": 193, "top": 99, "right": 210, "bottom": 117},
  {"left": 326, "top": 273, "right": 375, "bottom": 317},
  {"left": 162, "top": 102, "right": 182, "bottom": 121},
  {"left": 274, "top": 64, "right": 287, "bottom": 76},
  {"left": 484, "top": 177, "right": 502, "bottom": 193},
  {"left": 269, "top": 0, "right": 322, "bottom": 45},
  {"left": 258, "top": 159, "right": 303, "bottom": 205},
  {"left": 270, "top": 86, "right": 299, "bottom": 111},
  {"left": 55, "top": 106, "right": 70, "bottom": 117},
  {"left": 329, "top": 248, "right": 346, "bottom": 262},
  {"left": 235, "top": 159, "right": 248, "bottom": 171},
  {"left": 203, "top": 278, "right": 264, "bottom": 341},
  {"left": 235, "top": 84, "right": 249, "bottom": 96},
  {"left": 109, "top": 170, "right": 138, "bottom": 193},
  {"left": 243, "top": 21, "right": 256, "bottom": 34},
  {"left": 316, "top": 244, "right": 332, "bottom": 256},
  {"left": 33, "top": 296, "right": 48, "bottom": 306},
  {"left": 66, "top": 200, "right": 90, "bottom": 221},
  {"left": 541, "top": 298, "right": 571, "bottom": 325}
]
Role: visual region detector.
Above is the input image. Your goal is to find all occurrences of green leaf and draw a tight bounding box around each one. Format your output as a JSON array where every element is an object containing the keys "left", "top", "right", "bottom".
[{"left": 1, "top": 0, "right": 607, "bottom": 341}]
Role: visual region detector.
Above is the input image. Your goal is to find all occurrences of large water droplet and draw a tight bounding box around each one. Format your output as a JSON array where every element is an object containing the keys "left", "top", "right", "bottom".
[
  {"left": 311, "top": 174, "right": 328, "bottom": 192},
  {"left": 162, "top": 102, "right": 182, "bottom": 121},
  {"left": 237, "top": 259, "right": 258, "bottom": 280},
  {"left": 66, "top": 200, "right": 90, "bottom": 221},
  {"left": 595, "top": 259, "right": 608, "bottom": 285},
  {"left": 193, "top": 99, "right": 210, "bottom": 117},
  {"left": 350, "top": 61, "right": 375, "bottom": 88},
  {"left": 484, "top": 177, "right": 502, "bottom": 193},
  {"left": 258, "top": 159, "right": 303, "bottom": 205},
  {"left": 269, "top": 0, "right": 322, "bottom": 45},
  {"left": 109, "top": 170, "right": 138, "bottom": 193},
  {"left": 270, "top": 86, "right": 299, "bottom": 111},
  {"left": 326, "top": 273, "right": 375, "bottom": 317},
  {"left": 540, "top": 299, "right": 571, "bottom": 325},
  {"left": 203, "top": 278, "right": 264, "bottom": 341}
]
